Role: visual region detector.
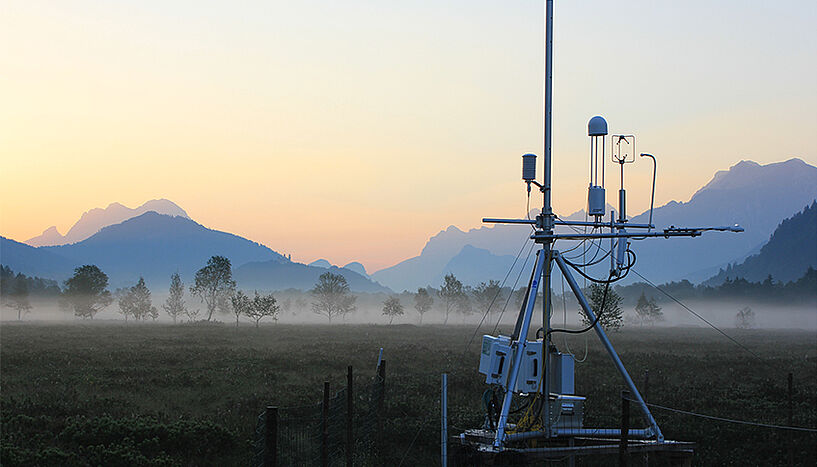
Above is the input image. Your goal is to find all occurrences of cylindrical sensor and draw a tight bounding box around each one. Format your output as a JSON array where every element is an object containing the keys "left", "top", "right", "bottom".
[
  {"left": 588, "top": 186, "right": 606, "bottom": 216},
  {"left": 618, "top": 189, "right": 626, "bottom": 221},
  {"left": 522, "top": 153, "right": 537, "bottom": 181}
]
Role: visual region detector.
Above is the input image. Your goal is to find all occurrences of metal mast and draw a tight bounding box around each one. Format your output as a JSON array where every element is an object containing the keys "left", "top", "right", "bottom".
[{"left": 463, "top": 0, "right": 743, "bottom": 459}]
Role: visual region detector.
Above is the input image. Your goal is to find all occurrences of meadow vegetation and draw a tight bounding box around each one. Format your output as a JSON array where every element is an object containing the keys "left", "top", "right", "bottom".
[{"left": 1, "top": 323, "right": 814, "bottom": 465}]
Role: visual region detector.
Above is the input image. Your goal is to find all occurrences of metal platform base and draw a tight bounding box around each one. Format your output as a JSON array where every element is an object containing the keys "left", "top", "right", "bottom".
[{"left": 454, "top": 429, "right": 694, "bottom": 466}]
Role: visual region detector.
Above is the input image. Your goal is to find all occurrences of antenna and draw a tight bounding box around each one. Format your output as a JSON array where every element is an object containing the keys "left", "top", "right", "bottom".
[{"left": 456, "top": 0, "right": 744, "bottom": 462}]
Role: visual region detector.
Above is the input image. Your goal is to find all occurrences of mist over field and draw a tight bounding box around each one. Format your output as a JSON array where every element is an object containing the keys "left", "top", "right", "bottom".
[{"left": 4, "top": 294, "right": 815, "bottom": 332}]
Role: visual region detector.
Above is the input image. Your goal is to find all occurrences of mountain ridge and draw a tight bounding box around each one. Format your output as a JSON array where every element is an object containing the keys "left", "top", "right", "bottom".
[
  {"left": 25, "top": 199, "right": 189, "bottom": 246},
  {"left": 372, "top": 158, "right": 817, "bottom": 290}
]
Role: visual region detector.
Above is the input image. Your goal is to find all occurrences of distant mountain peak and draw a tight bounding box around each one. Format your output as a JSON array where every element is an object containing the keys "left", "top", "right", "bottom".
[
  {"left": 24, "top": 199, "right": 191, "bottom": 247},
  {"left": 342, "top": 261, "right": 368, "bottom": 277},
  {"left": 23, "top": 226, "right": 65, "bottom": 247},
  {"left": 308, "top": 259, "right": 332, "bottom": 268},
  {"left": 694, "top": 158, "right": 816, "bottom": 198}
]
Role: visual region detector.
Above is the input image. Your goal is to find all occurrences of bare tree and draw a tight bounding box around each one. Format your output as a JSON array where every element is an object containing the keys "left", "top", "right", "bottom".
[
  {"left": 413, "top": 288, "right": 433, "bottom": 324},
  {"left": 232, "top": 290, "right": 280, "bottom": 327},
  {"left": 735, "top": 306, "right": 755, "bottom": 329},
  {"left": 382, "top": 296, "right": 404, "bottom": 324},
  {"left": 190, "top": 256, "right": 236, "bottom": 321},
  {"left": 311, "top": 272, "right": 356, "bottom": 323},
  {"left": 163, "top": 273, "right": 186, "bottom": 324},
  {"left": 438, "top": 273, "right": 464, "bottom": 325},
  {"left": 229, "top": 290, "right": 245, "bottom": 327}
]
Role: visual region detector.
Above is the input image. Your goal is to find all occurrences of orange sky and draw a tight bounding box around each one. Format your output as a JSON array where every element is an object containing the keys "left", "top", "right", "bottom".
[{"left": 2, "top": 1, "right": 815, "bottom": 272}]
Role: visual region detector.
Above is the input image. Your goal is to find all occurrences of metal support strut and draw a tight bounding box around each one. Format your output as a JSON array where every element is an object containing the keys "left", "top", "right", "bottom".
[
  {"left": 494, "top": 250, "right": 547, "bottom": 447},
  {"left": 554, "top": 251, "right": 664, "bottom": 442}
]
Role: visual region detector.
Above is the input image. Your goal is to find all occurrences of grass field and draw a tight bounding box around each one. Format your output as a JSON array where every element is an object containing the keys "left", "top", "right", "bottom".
[{"left": 1, "top": 322, "right": 815, "bottom": 465}]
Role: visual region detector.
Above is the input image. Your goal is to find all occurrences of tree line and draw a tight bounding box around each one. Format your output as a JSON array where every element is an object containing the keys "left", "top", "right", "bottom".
[{"left": 5, "top": 258, "right": 808, "bottom": 328}]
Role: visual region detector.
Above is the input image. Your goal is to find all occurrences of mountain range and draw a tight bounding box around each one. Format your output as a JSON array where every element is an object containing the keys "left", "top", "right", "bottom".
[
  {"left": 3, "top": 158, "right": 814, "bottom": 293},
  {"left": 371, "top": 158, "right": 817, "bottom": 290},
  {"left": 704, "top": 201, "right": 817, "bottom": 285},
  {"left": 1, "top": 212, "right": 385, "bottom": 292},
  {"left": 25, "top": 199, "right": 189, "bottom": 246}
]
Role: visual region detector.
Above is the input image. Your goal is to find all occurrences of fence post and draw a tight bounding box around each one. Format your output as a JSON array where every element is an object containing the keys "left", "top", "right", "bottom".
[
  {"left": 788, "top": 372, "right": 793, "bottom": 467},
  {"left": 347, "top": 365, "right": 354, "bottom": 467},
  {"left": 377, "top": 360, "right": 386, "bottom": 460},
  {"left": 441, "top": 373, "right": 448, "bottom": 467},
  {"left": 322, "top": 381, "right": 329, "bottom": 467},
  {"left": 265, "top": 406, "right": 277, "bottom": 467},
  {"left": 619, "top": 390, "right": 630, "bottom": 467}
]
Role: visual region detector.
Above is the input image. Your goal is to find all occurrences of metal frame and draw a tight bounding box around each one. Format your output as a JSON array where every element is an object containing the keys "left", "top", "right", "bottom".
[{"left": 460, "top": 0, "right": 742, "bottom": 459}]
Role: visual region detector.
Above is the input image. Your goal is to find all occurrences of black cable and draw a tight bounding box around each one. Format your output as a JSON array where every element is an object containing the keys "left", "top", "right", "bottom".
[
  {"left": 491, "top": 242, "right": 537, "bottom": 336},
  {"left": 559, "top": 218, "right": 764, "bottom": 363},
  {"left": 565, "top": 245, "right": 611, "bottom": 267},
  {"left": 541, "top": 272, "right": 612, "bottom": 337},
  {"left": 464, "top": 236, "right": 531, "bottom": 355},
  {"left": 628, "top": 267, "right": 763, "bottom": 360}
]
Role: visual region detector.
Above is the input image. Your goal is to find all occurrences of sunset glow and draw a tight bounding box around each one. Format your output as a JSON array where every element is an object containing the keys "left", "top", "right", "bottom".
[{"left": 2, "top": 0, "right": 815, "bottom": 271}]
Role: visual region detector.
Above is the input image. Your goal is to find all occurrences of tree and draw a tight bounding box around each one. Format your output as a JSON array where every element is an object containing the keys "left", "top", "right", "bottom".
[
  {"left": 735, "top": 306, "right": 755, "bottom": 329},
  {"left": 184, "top": 307, "right": 200, "bottom": 322},
  {"left": 228, "top": 290, "right": 244, "bottom": 327},
  {"left": 311, "top": 272, "right": 356, "bottom": 323},
  {"left": 582, "top": 283, "right": 623, "bottom": 332},
  {"left": 245, "top": 291, "right": 280, "bottom": 327},
  {"left": 438, "top": 273, "right": 464, "bottom": 325},
  {"left": 63, "top": 265, "right": 112, "bottom": 319},
  {"left": 5, "top": 273, "right": 32, "bottom": 321},
  {"left": 634, "top": 291, "right": 664, "bottom": 326},
  {"left": 413, "top": 288, "right": 433, "bottom": 324},
  {"left": 473, "top": 280, "right": 503, "bottom": 316},
  {"left": 512, "top": 287, "right": 528, "bottom": 311},
  {"left": 116, "top": 287, "right": 134, "bottom": 321},
  {"left": 456, "top": 292, "right": 474, "bottom": 322},
  {"left": 118, "top": 277, "right": 157, "bottom": 321},
  {"left": 190, "top": 256, "right": 236, "bottom": 321},
  {"left": 163, "top": 273, "right": 186, "bottom": 324},
  {"left": 382, "top": 296, "right": 404, "bottom": 324}
]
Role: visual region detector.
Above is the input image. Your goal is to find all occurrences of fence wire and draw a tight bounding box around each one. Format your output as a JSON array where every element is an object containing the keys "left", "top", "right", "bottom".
[{"left": 253, "top": 375, "right": 384, "bottom": 466}]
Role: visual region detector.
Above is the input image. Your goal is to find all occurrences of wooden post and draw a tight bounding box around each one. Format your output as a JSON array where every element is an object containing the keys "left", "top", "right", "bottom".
[
  {"left": 377, "top": 360, "right": 386, "bottom": 460},
  {"left": 265, "top": 406, "right": 277, "bottom": 467},
  {"left": 441, "top": 373, "right": 448, "bottom": 467},
  {"left": 346, "top": 366, "right": 354, "bottom": 467},
  {"left": 619, "top": 390, "right": 630, "bottom": 467},
  {"left": 788, "top": 372, "right": 793, "bottom": 467},
  {"left": 322, "top": 381, "right": 329, "bottom": 467}
]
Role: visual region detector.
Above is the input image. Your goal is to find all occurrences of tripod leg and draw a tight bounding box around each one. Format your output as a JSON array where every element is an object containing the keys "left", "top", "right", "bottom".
[{"left": 554, "top": 252, "right": 664, "bottom": 442}]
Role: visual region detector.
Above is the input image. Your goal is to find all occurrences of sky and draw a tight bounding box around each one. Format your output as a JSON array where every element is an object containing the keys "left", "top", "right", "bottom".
[{"left": 1, "top": 0, "right": 816, "bottom": 272}]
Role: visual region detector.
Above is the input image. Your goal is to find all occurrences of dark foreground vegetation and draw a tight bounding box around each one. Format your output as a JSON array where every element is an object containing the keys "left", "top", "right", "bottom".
[{"left": 1, "top": 323, "right": 815, "bottom": 465}]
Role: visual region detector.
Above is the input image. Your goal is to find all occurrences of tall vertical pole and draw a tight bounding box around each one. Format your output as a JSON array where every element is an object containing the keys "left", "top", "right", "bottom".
[
  {"left": 543, "top": 0, "right": 553, "bottom": 217},
  {"left": 265, "top": 406, "right": 278, "bottom": 467},
  {"left": 619, "top": 390, "right": 630, "bottom": 467},
  {"left": 788, "top": 372, "right": 793, "bottom": 467},
  {"left": 322, "top": 382, "right": 329, "bottom": 467},
  {"left": 346, "top": 366, "right": 354, "bottom": 467},
  {"left": 541, "top": 0, "right": 555, "bottom": 439},
  {"left": 441, "top": 373, "right": 448, "bottom": 467}
]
